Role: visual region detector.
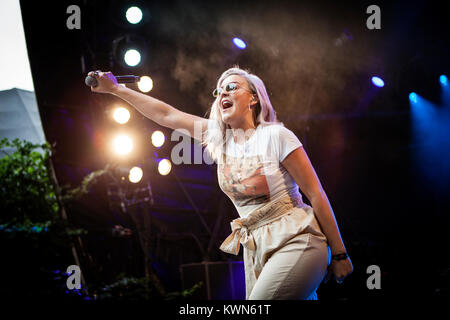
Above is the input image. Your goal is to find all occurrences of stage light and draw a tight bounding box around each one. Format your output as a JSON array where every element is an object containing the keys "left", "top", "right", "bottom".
[
  {"left": 440, "top": 75, "right": 448, "bottom": 86},
  {"left": 371, "top": 76, "right": 384, "bottom": 87},
  {"left": 125, "top": 6, "right": 143, "bottom": 24},
  {"left": 233, "top": 37, "right": 247, "bottom": 49},
  {"left": 158, "top": 159, "right": 172, "bottom": 175},
  {"left": 113, "top": 107, "right": 130, "bottom": 124},
  {"left": 409, "top": 92, "right": 418, "bottom": 104},
  {"left": 138, "top": 76, "right": 153, "bottom": 93},
  {"left": 129, "top": 166, "right": 143, "bottom": 183},
  {"left": 151, "top": 130, "right": 165, "bottom": 148},
  {"left": 124, "top": 49, "right": 141, "bottom": 67},
  {"left": 113, "top": 134, "right": 133, "bottom": 155},
  {"left": 112, "top": 34, "right": 147, "bottom": 68}
]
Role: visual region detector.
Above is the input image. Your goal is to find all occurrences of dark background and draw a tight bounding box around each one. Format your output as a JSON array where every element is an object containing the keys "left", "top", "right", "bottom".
[{"left": 18, "top": 0, "right": 450, "bottom": 300}]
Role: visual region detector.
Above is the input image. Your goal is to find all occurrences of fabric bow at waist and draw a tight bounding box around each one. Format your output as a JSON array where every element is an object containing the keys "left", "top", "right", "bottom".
[
  {"left": 219, "top": 219, "right": 256, "bottom": 255},
  {"left": 219, "top": 193, "right": 306, "bottom": 255}
]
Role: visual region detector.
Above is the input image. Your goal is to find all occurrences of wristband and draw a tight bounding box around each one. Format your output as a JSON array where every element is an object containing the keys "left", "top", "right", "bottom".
[{"left": 331, "top": 252, "right": 348, "bottom": 261}]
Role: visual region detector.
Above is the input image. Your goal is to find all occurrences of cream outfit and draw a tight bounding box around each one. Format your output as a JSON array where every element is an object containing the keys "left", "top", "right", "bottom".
[{"left": 206, "top": 122, "right": 330, "bottom": 299}]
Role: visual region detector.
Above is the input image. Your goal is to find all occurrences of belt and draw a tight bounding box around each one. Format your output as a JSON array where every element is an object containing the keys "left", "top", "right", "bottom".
[{"left": 219, "top": 193, "right": 306, "bottom": 255}]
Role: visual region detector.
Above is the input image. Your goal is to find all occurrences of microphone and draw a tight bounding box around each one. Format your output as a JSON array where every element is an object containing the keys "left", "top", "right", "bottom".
[{"left": 85, "top": 74, "right": 140, "bottom": 87}]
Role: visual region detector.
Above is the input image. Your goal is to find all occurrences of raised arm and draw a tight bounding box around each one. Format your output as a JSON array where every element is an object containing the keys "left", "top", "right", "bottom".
[{"left": 88, "top": 71, "right": 208, "bottom": 141}]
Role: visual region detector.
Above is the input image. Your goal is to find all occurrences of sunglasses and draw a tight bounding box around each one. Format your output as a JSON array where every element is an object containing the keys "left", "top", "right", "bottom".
[{"left": 212, "top": 82, "right": 253, "bottom": 97}]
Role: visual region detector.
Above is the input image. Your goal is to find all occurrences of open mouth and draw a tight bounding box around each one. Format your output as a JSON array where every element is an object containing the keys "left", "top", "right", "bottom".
[{"left": 222, "top": 100, "right": 233, "bottom": 109}]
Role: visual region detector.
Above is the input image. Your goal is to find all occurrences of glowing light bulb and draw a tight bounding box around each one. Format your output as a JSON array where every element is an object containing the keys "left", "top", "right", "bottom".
[
  {"left": 126, "top": 7, "right": 143, "bottom": 24},
  {"left": 158, "top": 159, "right": 172, "bottom": 175},
  {"left": 151, "top": 130, "right": 165, "bottom": 147},
  {"left": 371, "top": 76, "right": 384, "bottom": 87},
  {"left": 233, "top": 37, "right": 246, "bottom": 49},
  {"left": 138, "top": 76, "right": 154, "bottom": 93},
  {"left": 113, "top": 134, "right": 133, "bottom": 155},
  {"left": 113, "top": 107, "right": 130, "bottom": 124},
  {"left": 124, "top": 49, "right": 141, "bottom": 66},
  {"left": 129, "top": 166, "right": 143, "bottom": 183}
]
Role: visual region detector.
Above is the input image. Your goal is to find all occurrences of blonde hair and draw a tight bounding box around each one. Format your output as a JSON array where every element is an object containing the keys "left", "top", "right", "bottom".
[{"left": 203, "top": 67, "right": 280, "bottom": 161}]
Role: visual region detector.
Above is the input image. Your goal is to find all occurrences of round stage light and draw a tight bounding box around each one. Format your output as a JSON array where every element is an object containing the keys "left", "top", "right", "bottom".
[
  {"left": 158, "top": 159, "right": 172, "bottom": 176},
  {"left": 233, "top": 37, "right": 247, "bottom": 49},
  {"left": 440, "top": 75, "right": 448, "bottom": 86},
  {"left": 409, "top": 92, "right": 418, "bottom": 104},
  {"left": 126, "top": 6, "right": 143, "bottom": 24},
  {"left": 113, "top": 134, "right": 133, "bottom": 155},
  {"left": 129, "top": 166, "right": 143, "bottom": 183},
  {"left": 124, "top": 49, "right": 141, "bottom": 67},
  {"left": 113, "top": 107, "right": 130, "bottom": 124},
  {"left": 151, "top": 130, "right": 165, "bottom": 148},
  {"left": 371, "top": 76, "right": 384, "bottom": 87},
  {"left": 138, "top": 76, "right": 153, "bottom": 93}
]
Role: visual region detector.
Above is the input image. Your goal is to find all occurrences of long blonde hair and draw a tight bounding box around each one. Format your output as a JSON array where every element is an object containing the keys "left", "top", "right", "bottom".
[{"left": 203, "top": 67, "right": 280, "bottom": 161}]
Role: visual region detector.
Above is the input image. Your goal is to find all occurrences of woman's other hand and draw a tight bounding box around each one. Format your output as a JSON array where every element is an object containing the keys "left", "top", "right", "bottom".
[{"left": 324, "top": 256, "right": 354, "bottom": 284}]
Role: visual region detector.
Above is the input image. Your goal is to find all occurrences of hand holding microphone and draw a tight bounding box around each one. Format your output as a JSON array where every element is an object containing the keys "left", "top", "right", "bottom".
[{"left": 86, "top": 70, "right": 140, "bottom": 94}]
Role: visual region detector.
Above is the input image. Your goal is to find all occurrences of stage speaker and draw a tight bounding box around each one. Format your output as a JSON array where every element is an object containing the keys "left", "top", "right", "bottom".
[{"left": 180, "top": 261, "right": 245, "bottom": 300}]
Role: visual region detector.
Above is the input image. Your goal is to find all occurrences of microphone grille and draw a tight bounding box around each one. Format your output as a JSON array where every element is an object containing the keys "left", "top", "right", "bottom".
[{"left": 85, "top": 75, "right": 98, "bottom": 87}]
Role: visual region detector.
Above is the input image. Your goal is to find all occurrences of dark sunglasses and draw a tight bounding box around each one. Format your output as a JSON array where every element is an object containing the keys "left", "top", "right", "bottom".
[{"left": 212, "top": 82, "right": 253, "bottom": 97}]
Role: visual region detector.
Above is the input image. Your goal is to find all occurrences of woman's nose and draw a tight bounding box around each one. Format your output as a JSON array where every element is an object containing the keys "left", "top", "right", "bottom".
[{"left": 220, "top": 91, "right": 229, "bottom": 98}]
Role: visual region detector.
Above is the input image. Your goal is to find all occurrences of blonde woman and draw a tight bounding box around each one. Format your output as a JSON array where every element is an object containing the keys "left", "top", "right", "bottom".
[{"left": 88, "top": 67, "right": 353, "bottom": 300}]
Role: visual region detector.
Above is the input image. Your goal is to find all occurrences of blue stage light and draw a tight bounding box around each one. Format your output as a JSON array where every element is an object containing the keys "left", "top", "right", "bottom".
[
  {"left": 232, "top": 38, "right": 247, "bottom": 49},
  {"left": 409, "top": 92, "right": 418, "bottom": 103},
  {"left": 439, "top": 75, "right": 448, "bottom": 86},
  {"left": 371, "top": 76, "right": 384, "bottom": 87}
]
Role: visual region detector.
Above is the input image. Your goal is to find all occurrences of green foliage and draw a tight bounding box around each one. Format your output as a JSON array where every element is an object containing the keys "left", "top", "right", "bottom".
[
  {"left": 0, "top": 138, "right": 201, "bottom": 301},
  {"left": 61, "top": 163, "right": 112, "bottom": 203},
  {"left": 164, "top": 281, "right": 204, "bottom": 301},
  {"left": 0, "top": 138, "right": 89, "bottom": 238},
  {"left": 0, "top": 138, "right": 86, "bottom": 298},
  {"left": 0, "top": 138, "right": 58, "bottom": 229},
  {"left": 92, "top": 273, "right": 203, "bottom": 301}
]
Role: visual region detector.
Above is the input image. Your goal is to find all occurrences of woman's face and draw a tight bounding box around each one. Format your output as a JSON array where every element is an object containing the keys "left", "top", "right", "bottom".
[{"left": 216, "top": 75, "right": 256, "bottom": 128}]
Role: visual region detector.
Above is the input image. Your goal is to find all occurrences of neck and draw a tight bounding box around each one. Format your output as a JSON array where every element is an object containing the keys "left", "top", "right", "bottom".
[{"left": 229, "top": 118, "right": 257, "bottom": 144}]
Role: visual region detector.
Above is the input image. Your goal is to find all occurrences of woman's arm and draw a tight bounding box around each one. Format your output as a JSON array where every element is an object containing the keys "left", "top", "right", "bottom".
[
  {"left": 282, "top": 146, "right": 345, "bottom": 253},
  {"left": 282, "top": 146, "right": 353, "bottom": 281},
  {"left": 89, "top": 71, "right": 208, "bottom": 140}
]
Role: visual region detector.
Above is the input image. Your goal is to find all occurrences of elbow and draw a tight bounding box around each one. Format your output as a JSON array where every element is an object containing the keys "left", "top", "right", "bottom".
[{"left": 308, "top": 188, "right": 326, "bottom": 205}]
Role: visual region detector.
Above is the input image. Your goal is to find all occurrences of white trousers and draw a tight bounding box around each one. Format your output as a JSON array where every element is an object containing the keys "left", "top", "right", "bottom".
[{"left": 248, "top": 232, "right": 330, "bottom": 300}]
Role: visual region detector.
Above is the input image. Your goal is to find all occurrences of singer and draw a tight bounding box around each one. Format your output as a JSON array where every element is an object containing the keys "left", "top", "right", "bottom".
[{"left": 87, "top": 67, "right": 353, "bottom": 300}]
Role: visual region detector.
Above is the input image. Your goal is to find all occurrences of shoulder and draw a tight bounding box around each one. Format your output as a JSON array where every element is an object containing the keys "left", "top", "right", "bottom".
[
  {"left": 259, "top": 123, "right": 284, "bottom": 133},
  {"left": 260, "top": 123, "right": 296, "bottom": 139}
]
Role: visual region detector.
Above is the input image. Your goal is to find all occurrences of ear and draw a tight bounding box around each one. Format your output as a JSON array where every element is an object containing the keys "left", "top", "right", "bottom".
[{"left": 250, "top": 95, "right": 259, "bottom": 106}]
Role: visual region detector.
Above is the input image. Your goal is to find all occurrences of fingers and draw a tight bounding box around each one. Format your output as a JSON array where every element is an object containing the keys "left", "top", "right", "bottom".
[
  {"left": 325, "top": 274, "right": 345, "bottom": 284},
  {"left": 88, "top": 70, "right": 114, "bottom": 78},
  {"left": 336, "top": 277, "right": 344, "bottom": 284},
  {"left": 323, "top": 269, "right": 346, "bottom": 284},
  {"left": 87, "top": 70, "right": 116, "bottom": 93},
  {"left": 88, "top": 70, "right": 103, "bottom": 78}
]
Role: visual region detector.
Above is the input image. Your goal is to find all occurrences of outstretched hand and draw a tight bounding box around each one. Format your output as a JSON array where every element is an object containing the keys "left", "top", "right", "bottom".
[
  {"left": 324, "top": 256, "right": 354, "bottom": 284},
  {"left": 88, "top": 70, "right": 119, "bottom": 94}
]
